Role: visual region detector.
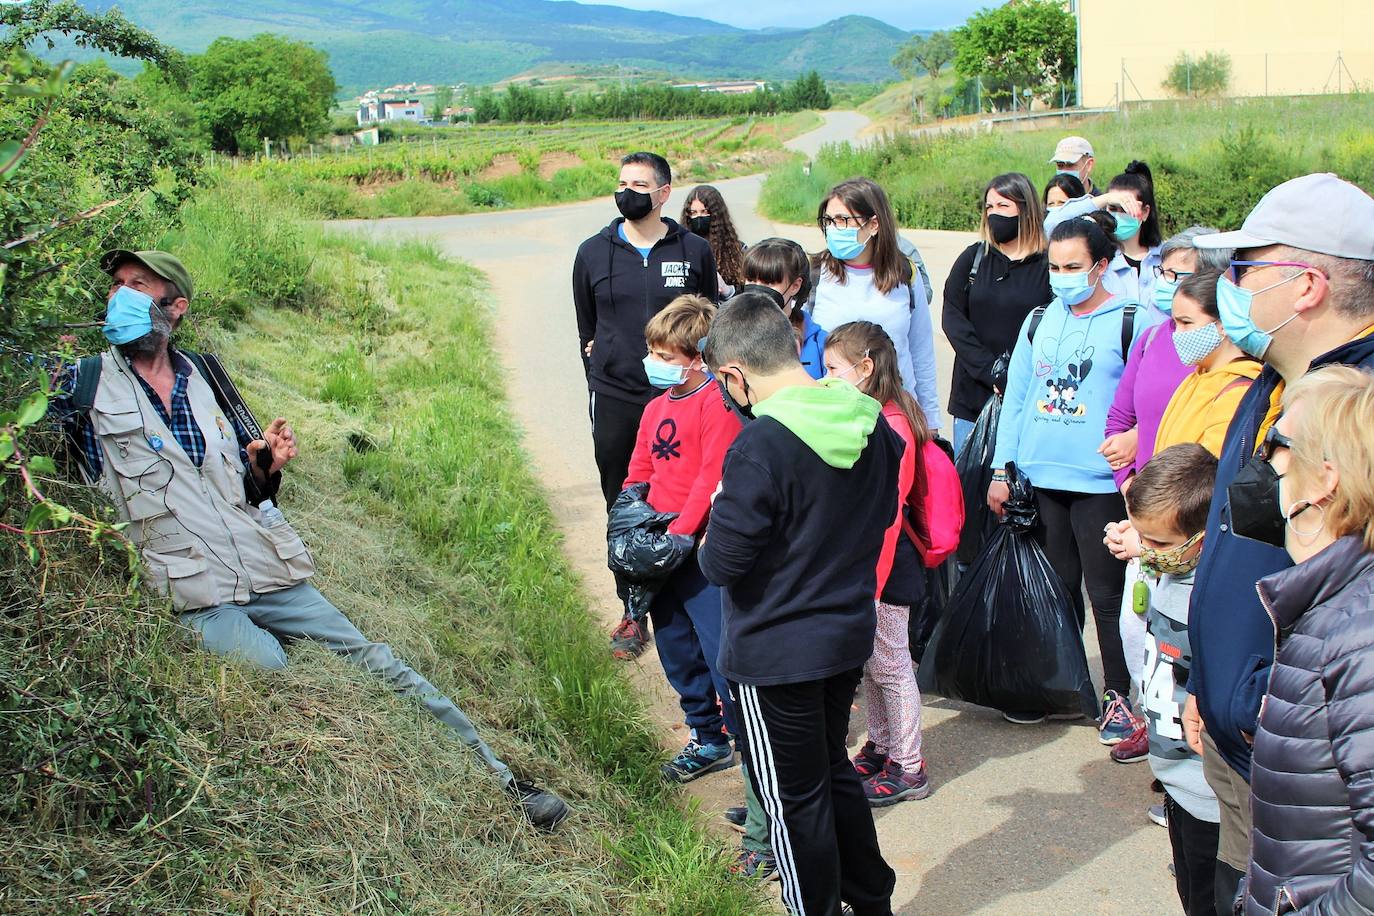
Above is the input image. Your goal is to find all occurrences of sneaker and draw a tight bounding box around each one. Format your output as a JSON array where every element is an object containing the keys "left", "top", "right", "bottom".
[
  {"left": 864, "top": 761, "right": 932, "bottom": 807},
  {"left": 1148, "top": 803, "right": 1167, "bottom": 828},
  {"left": 661, "top": 739, "right": 735, "bottom": 783},
  {"left": 1098, "top": 690, "right": 1142, "bottom": 746},
  {"left": 609, "top": 616, "right": 649, "bottom": 660},
  {"left": 506, "top": 779, "right": 571, "bottom": 832},
  {"left": 851, "top": 740, "right": 889, "bottom": 779},
  {"left": 1002, "top": 710, "right": 1047, "bottom": 725},
  {"left": 1110, "top": 723, "right": 1151, "bottom": 763},
  {"left": 1151, "top": 778, "right": 1165, "bottom": 794},
  {"left": 731, "top": 848, "right": 779, "bottom": 882},
  {"left": 722, "top": 806, "right": 747, "bottom": 832}
]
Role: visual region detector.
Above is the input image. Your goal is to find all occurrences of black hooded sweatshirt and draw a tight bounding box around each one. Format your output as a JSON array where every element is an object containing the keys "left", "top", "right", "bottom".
[{"left": 572, "top": 216, "right": 719, "bottom": 405}]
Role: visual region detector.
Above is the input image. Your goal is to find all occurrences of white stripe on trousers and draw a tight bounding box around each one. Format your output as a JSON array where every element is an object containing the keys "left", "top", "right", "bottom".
[{"left": 738, "top": 683, "right": 805, "bottom": 915}]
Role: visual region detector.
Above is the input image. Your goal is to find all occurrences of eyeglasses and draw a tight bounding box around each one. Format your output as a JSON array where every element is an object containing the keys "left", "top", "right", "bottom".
[
  {"left": 1152, "top": 266, "right": 1194, "bottom": 283},
  {"left": 818, "top": 214, "right": 871, "bottom": 231},
  {"left": 1256, "top": 424, "right": 1293, "bottom": 463},
  {"left": 1225, "top": 259, "right": 1320, "bottom": 285}
]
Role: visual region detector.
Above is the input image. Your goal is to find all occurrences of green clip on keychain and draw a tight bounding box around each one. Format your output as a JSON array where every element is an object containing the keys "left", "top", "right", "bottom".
[{"left": 1134, "top": 531, "right": 1206, "bottom": 615}]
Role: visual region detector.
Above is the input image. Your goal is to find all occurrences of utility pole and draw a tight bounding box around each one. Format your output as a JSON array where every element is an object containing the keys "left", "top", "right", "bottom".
[{"left": 1071, "top": 0, "right": 1083, "bottom": 107}]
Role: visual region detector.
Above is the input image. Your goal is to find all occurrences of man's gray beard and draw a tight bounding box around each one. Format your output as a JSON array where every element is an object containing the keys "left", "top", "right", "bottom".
[{"left": 116, "top": 305, "right": 174, "bottom": 358}]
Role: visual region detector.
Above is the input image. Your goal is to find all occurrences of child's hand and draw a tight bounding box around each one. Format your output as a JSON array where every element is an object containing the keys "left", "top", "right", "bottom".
[
  {"left": 1102, "top": 520, "right": 1142, "bottom": 560},
  {"left": 1183, "top": 693, "right": 1205, "bottom": 757},
  {"left": 584, "top": 339, "right": 594, "bottom": 357}
]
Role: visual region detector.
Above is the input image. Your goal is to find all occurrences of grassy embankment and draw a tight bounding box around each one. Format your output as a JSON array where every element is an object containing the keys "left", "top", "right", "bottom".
[
  {"left": 246, "top": 111, "right": 821, "bottom": 219},
  {"left": 762, "top": 94, "right": 1374, "bottom": 232},
  {"left": 0, "top": 177, "right": 768, "bottom": 914}
]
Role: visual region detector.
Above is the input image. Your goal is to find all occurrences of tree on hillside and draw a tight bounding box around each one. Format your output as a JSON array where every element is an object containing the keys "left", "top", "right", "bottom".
[
  {"left": 191, "top": 34, "right": 337, "bottom": 154},
  {"left": 891, "top": 31, "right": 954, "bottom": 119},
  {"left": 433, "top": 84, "right": 454, "bottom": 121},
  {"left": 952, "top": 0, "right": 1075, "bottom": 111},
  {"left": 1163, "top": 51, "right": 1232, "bottom": 98},
  {"left": 782, "top": 70, "right": 832, "bottom": 111}
]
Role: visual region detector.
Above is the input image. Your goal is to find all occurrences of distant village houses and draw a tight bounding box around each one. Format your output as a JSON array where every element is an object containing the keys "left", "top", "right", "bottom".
[
  {"left": 357, "top": 93, "right": 427, "bottom": 125},
  {"left": 670, "top": 80, "right": 766, "bottom": 94}
]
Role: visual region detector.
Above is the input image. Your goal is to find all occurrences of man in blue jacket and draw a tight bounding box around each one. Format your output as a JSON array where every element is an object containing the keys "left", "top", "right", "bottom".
[{"left": 1181, "top": 173, "right": 1374, "bottom": 913}]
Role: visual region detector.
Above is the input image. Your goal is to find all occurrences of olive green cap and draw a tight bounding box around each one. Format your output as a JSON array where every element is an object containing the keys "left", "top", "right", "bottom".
[{"left": 99, "top": 249, "right": 194, "bottom": 302}]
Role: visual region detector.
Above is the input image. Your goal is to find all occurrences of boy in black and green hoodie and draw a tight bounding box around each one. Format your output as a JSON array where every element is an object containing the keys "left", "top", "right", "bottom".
[{"left": 700, "top": 292, "right": 901, "bottom": 916}]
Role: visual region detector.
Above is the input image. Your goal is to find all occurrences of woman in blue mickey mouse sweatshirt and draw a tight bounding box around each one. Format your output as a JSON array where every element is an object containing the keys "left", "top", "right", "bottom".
[{"left": 988, "top": 213, "right": 1159, "bottom": 736}]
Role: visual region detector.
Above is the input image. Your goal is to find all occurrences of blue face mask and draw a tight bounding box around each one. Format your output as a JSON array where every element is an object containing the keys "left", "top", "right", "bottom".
[
  {"left": 103, "top": 285, "right": 157, "bottom": 345},
  {"left": 1216, "top": 272, "right": 1302, "bottom": 360},
  {"left": 825, "top": 226, "right": 867, "bottom": 261},
  {"left": 1055, "top": 169, "right": 1080, "bottom": 178},
  {"left": 1049, "top": 267, "right": 1099, "bottom": 307},
  {"left": 643, "top": 355, "right": 689, "bottom": 389},
  {"left": 1153, "top": 276, "right": 1179, "bottom": 313},
  {"left": 1111, "top": 213, "right": 1142, "bottom": 242}
]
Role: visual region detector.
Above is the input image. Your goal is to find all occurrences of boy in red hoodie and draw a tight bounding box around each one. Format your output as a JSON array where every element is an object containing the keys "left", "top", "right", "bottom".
[{"left": 622, "top": 295, "right": 743, "bottom": 781}]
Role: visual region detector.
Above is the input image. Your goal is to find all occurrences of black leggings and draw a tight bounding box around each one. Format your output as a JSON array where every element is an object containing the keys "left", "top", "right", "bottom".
[{"left": 1032, "top": 488, "right": 1129, "bottom": 697}]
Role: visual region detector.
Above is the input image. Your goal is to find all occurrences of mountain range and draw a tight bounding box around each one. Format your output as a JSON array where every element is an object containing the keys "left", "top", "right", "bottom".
[{"left": 77, "top": 1, "right": 917, "bottom": 91}]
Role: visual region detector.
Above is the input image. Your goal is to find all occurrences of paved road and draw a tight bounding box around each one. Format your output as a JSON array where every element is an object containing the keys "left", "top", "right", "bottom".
[{"left": 330, "top": 112, "right": 1174, "bottom": 915}]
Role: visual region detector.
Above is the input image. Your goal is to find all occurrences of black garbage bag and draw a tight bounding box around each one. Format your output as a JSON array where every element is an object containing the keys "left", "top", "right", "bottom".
[
  {"left": 607, "top": 483, "right": 695, "bottom": 620},
  {"left": 908, "top": 557, "right": 955, "bottom": 664},
  {"left": 954, "top": 359, "right": 1007, "bottom": 565},
  {"left": 918, "top": 464, "right": 1097, "bottom": 718}
]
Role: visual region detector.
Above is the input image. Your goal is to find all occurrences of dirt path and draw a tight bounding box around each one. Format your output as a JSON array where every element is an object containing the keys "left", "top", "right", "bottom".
[{"left": 330, "top": 112, "right": 1174, "bottom": 914}]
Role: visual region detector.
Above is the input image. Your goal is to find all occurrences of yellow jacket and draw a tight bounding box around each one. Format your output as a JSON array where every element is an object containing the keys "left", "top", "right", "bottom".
[{"left": 1156, "top": 357, "right": 1264, "bottom": 457}]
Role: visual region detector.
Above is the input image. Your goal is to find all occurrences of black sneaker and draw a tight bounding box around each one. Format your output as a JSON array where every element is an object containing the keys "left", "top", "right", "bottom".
[
  {"left": 731, "top": 847, "right": 779, "bottom": 882},
  {"left": 1002, "top": 710, "right": 1047, "bottom": 725},
  {"left": 722, "top": 806, "right": 747, "bottom": 832},
  {"left": 506, "top": 779, "right": 570, "bottom": 832}
]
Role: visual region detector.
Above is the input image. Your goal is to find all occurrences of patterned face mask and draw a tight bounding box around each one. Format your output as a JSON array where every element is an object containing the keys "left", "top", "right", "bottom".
[
  {"left": 1172, "top": 321, "right": 1224, "bottom": 366},
  {"left": 1140, "top": 531, "right": 1204, "bottom": 577}
]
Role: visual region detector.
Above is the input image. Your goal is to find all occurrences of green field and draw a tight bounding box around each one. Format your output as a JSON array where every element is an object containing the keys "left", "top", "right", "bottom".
[
  {"left": 241, "top": 112, "right": 820, "bottom": 219},
  {"left": 761, "top": 95, "right": 1374, "bottom": 233}
]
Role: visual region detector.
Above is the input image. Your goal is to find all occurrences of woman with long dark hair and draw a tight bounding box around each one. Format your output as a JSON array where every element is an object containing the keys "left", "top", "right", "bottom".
[
  {"left": 809, "top": 177, "right": 941, "bottom": 432},
  {"left": 1046, "top": 160, "right": 1165, "bottom": 304},
  {"left": 942, "top": 172, "right": 1051, "bottom": 453},
  {"left": 682, "top": 184, "right": 746, "bottom": 297}
]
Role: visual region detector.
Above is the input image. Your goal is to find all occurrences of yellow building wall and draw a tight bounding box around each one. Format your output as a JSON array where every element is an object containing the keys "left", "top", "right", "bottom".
[{"left": 1077, "top": 0, "right": 1374, "bottom": 107}]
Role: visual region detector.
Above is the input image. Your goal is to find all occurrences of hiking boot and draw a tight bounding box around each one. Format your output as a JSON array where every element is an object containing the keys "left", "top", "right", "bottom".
[
  {"left": 732, "top": 847, "right": 779, "bottom": 882},
  {"left": 1110, "top": 722, "right": 1151, "bottom": 763},
  {"left": 506, "top": 779, "right": 570, "bottom": 832},
  {"left": 661, "top": 739, "right": 734, "bottom": 783},
  {"left": 851, "top": 740, "right": 889, "bottom": 779},
  {"left": 722, "top": 806, "right": 747, "bottom": 832},
  {"left": 1098, "top": 690, "right": 1142, "bottom": 746},
  {"left": 1002, "top": 710, "right": 1047, "bottom": 725},
  {"left": 609, "top": 616, "right": 649, "bottom": 660},
  {"left": 1148, "top": 803, "right": 1167, "bottom": 827},
  {"left": 864, "top": 761, "right": 932, "bottom": 807}
]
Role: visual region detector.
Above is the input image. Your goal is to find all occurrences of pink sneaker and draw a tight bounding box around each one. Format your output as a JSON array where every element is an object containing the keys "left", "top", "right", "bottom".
[
  {"left": 851, "top": 740, "right": 889, "bottom": 779},
  {"left": 1110, "top": 722, "right": 1150, "bottom": 763},
  {"left": 864, "top": 761, "right": 932, "bottom": 807}
]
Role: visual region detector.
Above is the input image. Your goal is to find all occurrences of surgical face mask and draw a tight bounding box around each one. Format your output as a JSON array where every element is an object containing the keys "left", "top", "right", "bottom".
[
  {"left": 1049, "top": 266, "right": 1099, "bottom": 307},
  {"left": 1111, "top": 213, "right": 1142, "bottom": 242},
  {"left": 1216, "top": 271, "right": 1302, "bottom": 360},
  {"left": 615, "top": 186, "right": 658, "bottom": 221},
  {"left": 825, "top": 226, "right": 867, "bottom": 261},
  {"left": 1140, "top": 531, "right": 1205, "bottom": 577},
  {"left": 1055, "top": 169, "right": 1080, "bottom": 179},
  {"left": 1172, "top": 321, "right": 1224, "bottom": 366},
  {"left": 987, "top": 213, "right": 1019, "bottom": 245},
  {"left": 643, "top": 355, "right": 688, "bottom": 389},
  {"left": 687, "top": 215, "right": 712, "bottom": 236},
  {"left": 103, "top": 285, "right": 159, "bottom": 345},
  {"left": 1153, "top": 277, "right": 1179, "bottom": 313}
]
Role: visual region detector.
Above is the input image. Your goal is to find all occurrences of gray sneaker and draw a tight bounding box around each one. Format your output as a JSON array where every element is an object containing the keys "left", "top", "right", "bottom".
[{"left": 507, "top": 779, "right": 570, "bottom": 832}]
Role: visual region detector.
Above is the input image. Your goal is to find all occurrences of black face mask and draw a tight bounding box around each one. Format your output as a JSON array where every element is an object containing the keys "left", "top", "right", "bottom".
[
  {"left": 615, "top": 187, "right": 655, "bottom": 221},
  {"left": 1227, "top": 457, "right": 1286, "bottom": 548},
  {"left": 687, "top": 215, "right": 712, "bottom": 236},
  {"left": 738, "top": 283, "right": 786, "bottom": 311},
  {"left": 716, "top": 373, "right": 754, "bottom": 423},
  {"left": 987, "top": 213, "right": 1020, "bottom": 245}
]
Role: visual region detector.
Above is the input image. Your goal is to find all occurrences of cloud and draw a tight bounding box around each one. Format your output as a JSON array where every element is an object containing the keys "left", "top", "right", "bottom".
[{"left": 605, "top": 0, "right": 984, "bottom": 31}]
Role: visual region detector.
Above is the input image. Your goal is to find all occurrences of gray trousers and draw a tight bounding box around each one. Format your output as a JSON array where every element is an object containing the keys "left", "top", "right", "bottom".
[{"left": 180, "top": 582, "right": 513, "bottom": 785}]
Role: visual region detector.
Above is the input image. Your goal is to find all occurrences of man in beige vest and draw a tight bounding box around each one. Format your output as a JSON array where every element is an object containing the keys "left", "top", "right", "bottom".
[{"left": 56, "top": 249, "right": 569, "bottom": 831}]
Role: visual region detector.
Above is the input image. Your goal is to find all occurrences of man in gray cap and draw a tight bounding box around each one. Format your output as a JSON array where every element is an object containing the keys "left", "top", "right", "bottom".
[
  {"left": 53, "top": 249, "right": 571, "bottom": 831},
  {"left": 1051, "top": 135, "right": 1096, "bottom": 194},
  {"left": 1174, "top": 173, "right": 1374, "bottom": 912}
]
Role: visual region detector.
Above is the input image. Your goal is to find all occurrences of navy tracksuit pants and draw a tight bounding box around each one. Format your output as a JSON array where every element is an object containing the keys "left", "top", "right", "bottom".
[{"left": 649, "top": 557, "right": 738, "bottom": 744}]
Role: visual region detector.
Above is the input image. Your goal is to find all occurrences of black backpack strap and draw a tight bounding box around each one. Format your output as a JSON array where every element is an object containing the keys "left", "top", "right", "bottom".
[
  {"left": 965, "top": 242, "right": 987, "bottom": 291},
  {"left": 1120, "top": 304, "right": 1137, "bottom": 363},
  {"left": 72, "top": 354, "right": 103, "bottom": 411},
  {"left": 1026, "top": 305, "right": 1048, "bottom": 345}
]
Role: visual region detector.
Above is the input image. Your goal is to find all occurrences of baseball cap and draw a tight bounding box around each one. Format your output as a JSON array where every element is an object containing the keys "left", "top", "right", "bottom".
[
  {"left": 99, "top": 249, "right": 195, "bottom": 301},
  {"left": 1193, "top": 173, "right": 1374, "bottom": 260},
  {"left": 1050, "top": 136, "right": 1094, "bottom": 163}
]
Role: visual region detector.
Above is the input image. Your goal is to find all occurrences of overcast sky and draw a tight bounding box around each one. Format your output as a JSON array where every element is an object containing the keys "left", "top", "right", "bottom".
[{"left": 602, "top": 0, "right": 989, "bottom": 30}]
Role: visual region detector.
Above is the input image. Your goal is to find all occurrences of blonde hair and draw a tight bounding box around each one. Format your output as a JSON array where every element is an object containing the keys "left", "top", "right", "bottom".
[
  {"left": 644, "top": 294, "right": 715, "bottom": 357},
  {"left": 1281, "top": 365, "right": 1374, "bottom": 551}
]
